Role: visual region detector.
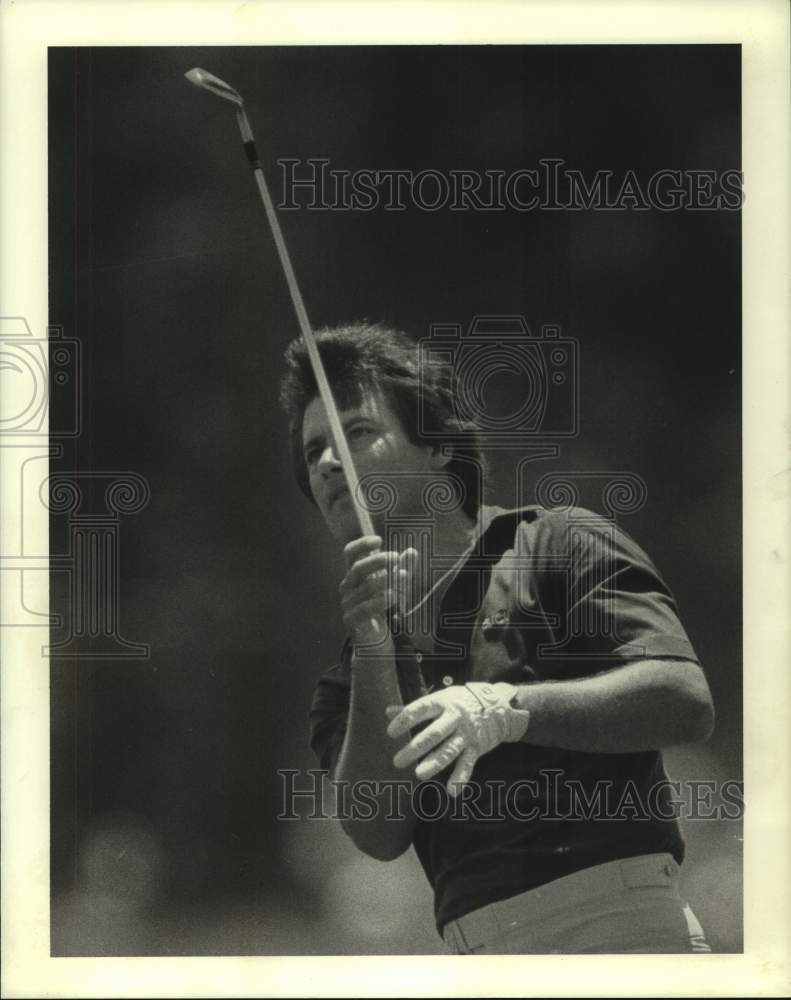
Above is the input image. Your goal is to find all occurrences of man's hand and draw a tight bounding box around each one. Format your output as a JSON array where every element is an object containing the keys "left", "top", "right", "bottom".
[
  {"left": 385, "top": 683, "right": 531, "bottom": 795},
  {"left": 340, "top": 535, "right": 417, "bottom": 646}
]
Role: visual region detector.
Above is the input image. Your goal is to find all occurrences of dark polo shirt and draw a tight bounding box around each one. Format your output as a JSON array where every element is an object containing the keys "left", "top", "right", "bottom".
[{"left": 309, "top": 505, "right": 701, "bottom": 932}]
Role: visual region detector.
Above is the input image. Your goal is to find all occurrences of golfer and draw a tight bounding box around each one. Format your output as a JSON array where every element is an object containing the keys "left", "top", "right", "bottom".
[{"left": 280, "top": 321, "right": 714, "bottom": 954}]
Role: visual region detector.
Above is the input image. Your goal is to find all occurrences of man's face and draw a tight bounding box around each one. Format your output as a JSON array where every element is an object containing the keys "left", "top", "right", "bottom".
[{"left": 301, "top": 389, "right": 444, "bottom": 544}]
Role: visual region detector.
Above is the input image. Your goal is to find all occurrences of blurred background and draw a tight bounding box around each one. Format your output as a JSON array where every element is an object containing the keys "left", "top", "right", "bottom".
[{"left": 48, "top": 45, "right": 741, "bottom": 955}]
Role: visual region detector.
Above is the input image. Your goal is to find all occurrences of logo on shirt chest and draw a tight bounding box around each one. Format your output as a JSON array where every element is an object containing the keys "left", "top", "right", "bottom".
[
  {"left": 481, "top": 609, "right": 510, "bottom": 632},
  {"left": 467, "top": 608, "right": 528, "bottom": 684}
]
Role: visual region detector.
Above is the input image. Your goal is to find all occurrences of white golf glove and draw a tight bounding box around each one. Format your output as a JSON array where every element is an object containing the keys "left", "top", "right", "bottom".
[{"left": 386, "top": 682, "right": 531, "bottom": 795}]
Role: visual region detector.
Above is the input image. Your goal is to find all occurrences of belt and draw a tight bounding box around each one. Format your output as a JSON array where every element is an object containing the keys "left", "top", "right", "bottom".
[{"left": 443, "top": 853, "right": 680, "bottom": 952}]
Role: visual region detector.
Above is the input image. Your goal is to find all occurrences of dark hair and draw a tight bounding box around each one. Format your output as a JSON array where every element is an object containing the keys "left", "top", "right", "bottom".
[{"left": 278, "top": 321, "right": 488, "bottom": 517}]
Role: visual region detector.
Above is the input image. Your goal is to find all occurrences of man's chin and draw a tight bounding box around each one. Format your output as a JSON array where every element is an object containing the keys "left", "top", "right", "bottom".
[
  {"left": 325, "top": 498, "right": 383, "bottom": 546},
  {"left": 323, "top": 501, "right": 361, "bottom": 545}
]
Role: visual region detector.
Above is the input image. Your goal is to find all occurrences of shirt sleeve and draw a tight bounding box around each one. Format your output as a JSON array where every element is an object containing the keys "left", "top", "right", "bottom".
[
  {"left": 534, "top": 507, "right": 701, "bottom": 665},
  {"left": 308, "top": 655, "right": 351, "bottom": 774},
  {"left": 307, "top": 639, "right": 429, "bottom": 770}
]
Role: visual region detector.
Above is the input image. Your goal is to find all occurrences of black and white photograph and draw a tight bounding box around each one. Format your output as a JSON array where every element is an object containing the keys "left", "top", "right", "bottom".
[{"left": 1, "top": 1, "right": 789, "bottom": 996}]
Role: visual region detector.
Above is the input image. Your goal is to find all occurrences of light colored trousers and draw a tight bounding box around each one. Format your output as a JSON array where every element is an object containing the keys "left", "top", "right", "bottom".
[{"left": 442, "top": 853, "right": 711, "bottom": 954}]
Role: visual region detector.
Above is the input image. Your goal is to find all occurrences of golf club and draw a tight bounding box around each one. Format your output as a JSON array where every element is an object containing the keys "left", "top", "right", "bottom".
[{"left": 185, "top": 67, "right": 400, "bottom": 638}]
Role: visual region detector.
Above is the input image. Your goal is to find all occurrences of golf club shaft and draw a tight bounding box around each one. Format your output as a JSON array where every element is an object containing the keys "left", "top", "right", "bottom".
[
  {"left": 234, "top": 110, "right": 376, "bottom": 540},
  {"left": 235, "top": 109, "right": 400, "bottom": 638}
]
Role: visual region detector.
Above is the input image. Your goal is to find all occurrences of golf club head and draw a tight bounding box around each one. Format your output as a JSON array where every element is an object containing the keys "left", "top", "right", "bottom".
[{"left": 184, "top": 67, "right": 244, "bottom": 107}]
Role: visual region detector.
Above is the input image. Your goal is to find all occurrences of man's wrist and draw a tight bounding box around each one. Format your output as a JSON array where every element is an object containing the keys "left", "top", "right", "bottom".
[
  {"left": 490, "top": 681, "right": 525, "bottom": 709},
  {"left": 350, "top": 636, "right": 396, "bottom": 670},
  {"left": 467, "top": 682, "right": 532, "bottom": 743}
]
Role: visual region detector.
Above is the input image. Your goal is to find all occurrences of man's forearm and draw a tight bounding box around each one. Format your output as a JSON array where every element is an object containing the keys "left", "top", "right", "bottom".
[
  {"left": 334, "top": 644, "right": 418, "bottom": 860},
  {"left": 514, "top": 660, "right": 714, "bottom": 754}
]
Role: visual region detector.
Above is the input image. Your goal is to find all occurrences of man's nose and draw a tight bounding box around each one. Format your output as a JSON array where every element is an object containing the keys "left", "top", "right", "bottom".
[{"left": 317, "top": 444, "right": 342, "bottom": 474}]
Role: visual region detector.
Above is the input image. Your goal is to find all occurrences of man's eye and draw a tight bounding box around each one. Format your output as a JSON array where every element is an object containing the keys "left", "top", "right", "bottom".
[{"left": 348, "top": 425, "right": 372, "bottom": 440}]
